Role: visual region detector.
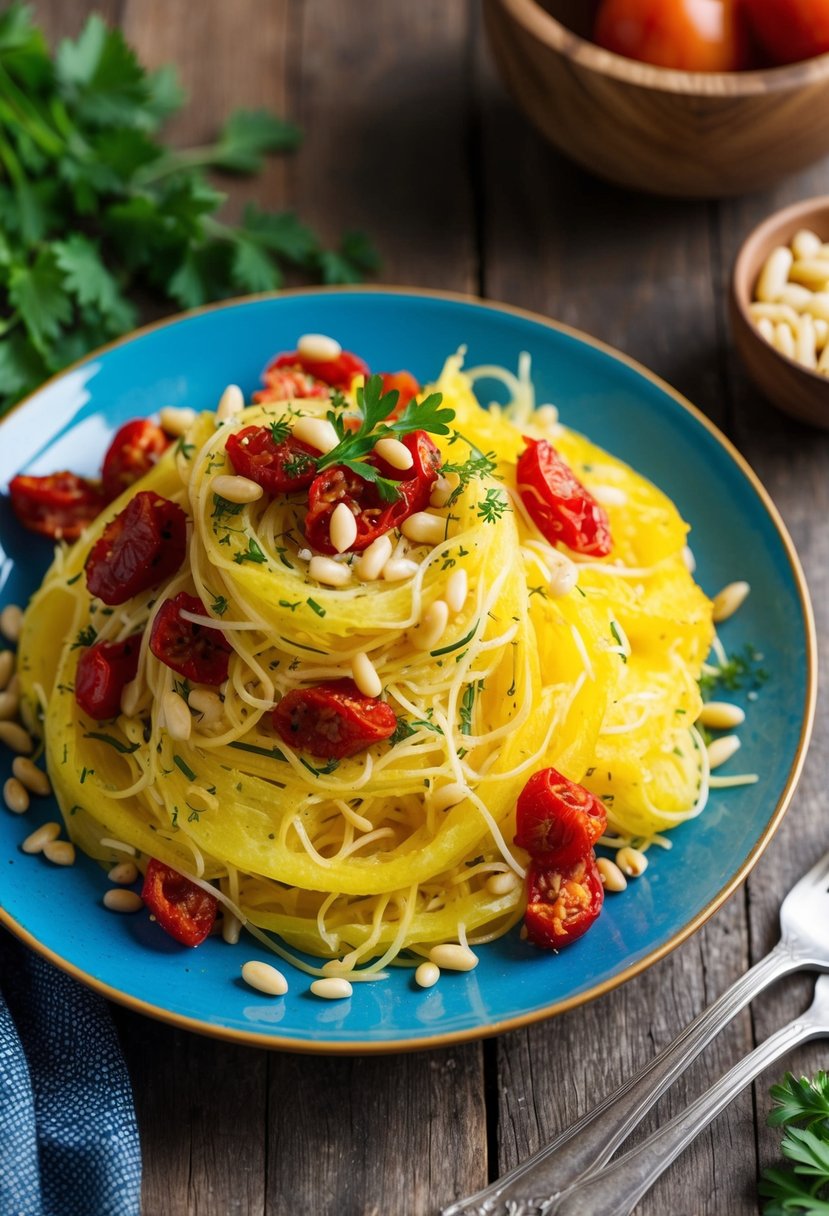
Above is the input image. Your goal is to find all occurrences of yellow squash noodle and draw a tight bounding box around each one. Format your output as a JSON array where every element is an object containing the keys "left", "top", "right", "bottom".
[{"left": 17, "top": 353, "right": 714, "bottom": 976}]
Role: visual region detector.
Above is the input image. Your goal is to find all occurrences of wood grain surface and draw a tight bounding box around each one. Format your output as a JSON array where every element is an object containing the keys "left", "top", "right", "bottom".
[{"left": 29, "top": 3, "right": 829, "bottom": 1213}]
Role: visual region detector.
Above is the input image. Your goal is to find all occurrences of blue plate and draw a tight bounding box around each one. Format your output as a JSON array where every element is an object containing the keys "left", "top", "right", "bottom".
[{"left": 0, "top": 289, "right": 816, "bottom": 1052}]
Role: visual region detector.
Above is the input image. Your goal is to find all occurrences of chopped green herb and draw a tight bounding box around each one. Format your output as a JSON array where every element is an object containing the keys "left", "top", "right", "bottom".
[
  {"left": 306, "top": 598, "right": 326, "bottom": 617},
  {"left": 210, "top": 594, "right": 229, "bottom": 616},
  {"left": 269, "top": 417, "right": 292, "bottom": 445},
  {"left": 173, "top": 754, "right": 197, "bottom": 781},
  {"left": 299, "top": 756, "right": 340, "bottom": 777},
  {"left": 441, "top": 450, "right": 499, "bottom": 505},
  {"left": 175, "top": 436, "right": 195, "bottom": 460},
  {"left": 229, "top": 740, "right": 288, "bottom": 762},
  {"left": 430, "top": 620, "right": 479, "bottom": 658},
  {"left": 212, "top": 494, "right": 245, "bottom": 521},
  {"left": 699, "top": 644, "right": 769, "bottom": 697},
  {"left": 279, "top": 599, "right": 302, "bottom": 611},
  {"left": 66, "top": 571, "right": 82, "bottom": 586},
  {"left": 233, "top": 537, "right": 267, "bottom": 564},
  {"left": 459, "top": 679, "right": 484, "bottom": 735},
  {"left": 609, "top": 620, "right": 627, "bottom": 662},
  {"left": 476, "top": 488, "right": 509, "bottom": 524},
  {"left": 71, "top": 624, "right": 98, "bottom": 650},
  {"left": 83, "top": 731, "right": 139, "bottom": 754}
]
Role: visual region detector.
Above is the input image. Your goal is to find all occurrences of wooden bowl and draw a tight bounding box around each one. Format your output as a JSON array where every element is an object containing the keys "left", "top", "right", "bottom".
[
  {"left": 731, "top": 196, "right": 829, "bottom": 428},
  {"left": 483, "top": 0, "right": 829, "bottom": 197}
]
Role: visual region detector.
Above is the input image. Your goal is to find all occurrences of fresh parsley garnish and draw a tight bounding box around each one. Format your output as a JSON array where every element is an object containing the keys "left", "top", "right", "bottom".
[
  {"left": 212, "top": 494, "right": 245, "bottom": 521},
  {"left": 699, "top": 644, "right": 769, "bottom": 698},
  {"left": 476, "top": 488, "right": 509, "bottom": 524},
  {"left": 71, "top": 624, "right": 97, "bottom": 650},
  {"left": 760, "top": 1072, "right": 829, "bottom": 1214},
  {"left": 440, "top": 450, "right": 499, "bottom": 504},
  {"left": 269, "top": 418, "right": 292, "bottom": 445},
  {"left": 210, "top": 594, "right": 229, "bottom": 616},
  {"left": 0, "top": 4, "right": 378, "bottom": 417},
  {"left": 173, "top": 754, "right": 197, "bottom": 782},
  {"left": 233, "top": 537, "right": 267, "bottom": 564}
]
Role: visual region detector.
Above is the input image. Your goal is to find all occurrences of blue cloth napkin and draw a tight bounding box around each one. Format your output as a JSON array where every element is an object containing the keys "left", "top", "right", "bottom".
[{"left": 0, "top": 930, "right": 141, "bottom": 1216}]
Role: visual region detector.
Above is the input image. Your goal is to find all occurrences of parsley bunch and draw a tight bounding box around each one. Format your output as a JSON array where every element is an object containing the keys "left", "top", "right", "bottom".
[
  {"left": 0, "top": 3, "right": 377, "bottom": 415},
  {"left": 760, "top": 1072, "right": 829, "bottom": 1214}
]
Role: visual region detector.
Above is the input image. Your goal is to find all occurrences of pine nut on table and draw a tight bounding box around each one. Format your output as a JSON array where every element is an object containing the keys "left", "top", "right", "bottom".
[
  {"left": 12, "top": 757, "right": 51, "bottom": 796},
  {"left": 3, "top": 777, "right": 29, "bottom": 814}
]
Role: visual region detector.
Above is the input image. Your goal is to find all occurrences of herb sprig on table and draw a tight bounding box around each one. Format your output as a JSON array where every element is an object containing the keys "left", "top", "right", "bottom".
[
  {"left": 0, "top": 3, "right": 378, "bottom": 415},
  {"left": 760, "top": 1072, "right": 829, "bottom": 1214}
]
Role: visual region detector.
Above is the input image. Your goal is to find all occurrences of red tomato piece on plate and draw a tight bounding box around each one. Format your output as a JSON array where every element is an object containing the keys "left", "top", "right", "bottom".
[
  {"left": 9, "top": 472, "right": 106, "bottom": 541},
  {"left": 272, "top": 679, "right": 398, "bottom": 759},
  {"left": 74, "top": 634, "right": 142, "bottom": 720},
  {"left": 379, "top": 371, "right": 421, "bottom": 417},
  {"left": 150, "top": 592, "right": 232, "bottom": 685},
  {"left": 514, "top": 768, "right": 607, "bottom": 868},
  {"left": 225, "top": 425, "right": 319, "bottom": 495},
  {"left": 516, "top": 437, "right": 612, "bottom": 557},
  {"left": 523, "top": 854, "right": 605, "bottom": 950},
  {"left": 269, "top": 347, "right": 369, "bottom": 390},
  {"left": 141, "top": 859, "right": 217, "bottom": 946},
  {"left": 252, "top": 367, "right": 331, "bottom": 403},
  {"left": 101, "top": 419, "right": 170, "bottom": 501},
  {"left": 85, "top": 491, "right": 187, "bottom": 606}
]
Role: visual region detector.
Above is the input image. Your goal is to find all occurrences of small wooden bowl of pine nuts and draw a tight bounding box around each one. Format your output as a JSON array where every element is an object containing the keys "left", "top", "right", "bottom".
[{"left": 731, "top": 197, "right": 829, "bottom": 428}]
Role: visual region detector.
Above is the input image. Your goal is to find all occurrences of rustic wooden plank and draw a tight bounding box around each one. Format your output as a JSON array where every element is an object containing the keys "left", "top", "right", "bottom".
[
  {"left": 476, "top": 44, "right": 759, "bottom": 1214},
  {"left": 715, "top": 156, "right": 829, "bottom": 1186}
]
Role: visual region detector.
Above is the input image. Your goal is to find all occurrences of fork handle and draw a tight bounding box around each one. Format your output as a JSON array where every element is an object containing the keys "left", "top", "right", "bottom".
[
  {"left": 442, "top": 940, "right": 796, "bottom": 1216},
  {"left": 553, "top": 1014, "right": 820, "bottom": 1216}
]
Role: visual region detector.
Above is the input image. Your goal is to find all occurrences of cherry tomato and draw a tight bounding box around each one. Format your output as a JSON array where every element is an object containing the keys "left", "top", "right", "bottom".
[
  {"left": 305, "top": 431, "right": 441, "bottom": 554},
  {"left": 594, "top": 0, "right": 750, "bottom": 71},
  {"left": 523, "top": 854, "right": 605, "bottom": 950},
  {"left": 225, "top": 425, "right": 319, "bottom": 495},
  {"left": 516, "top": 437, "right": 612, "bottom": 557},
  {"left": 742, "top": 0, "right": 829, "bottom": 63},
  {"left": 514, "top": 768, "right": 607, "bottom": 868},
  {"left": 379, "top": 371, "right": 421, "bottom": 417},
  {"left": 273, "top": 679, "right": 398, "bottom": 759},
  {"left": 268, "top": 347, "right": 370, "bottom": 390},
  {"left": 101, "top": 419, "right": 170, "bottom": 501},
  {"left": 149, "top": 592, "right": 232, "bottom": 685},
  {"left": 141, "top": 859, "right": 217, "bottom": 947},
  {"left": 74, "top": 633, "right": 142, "bottom": 720},
  {"left": 8, "top": 472, "right": 106, "bottom": 541},
  {"left": 85, "top": 491, "right": 187, "bottom": 606},
  {"left": 252, "top": 367, "right": 331, "bottom": 403}
]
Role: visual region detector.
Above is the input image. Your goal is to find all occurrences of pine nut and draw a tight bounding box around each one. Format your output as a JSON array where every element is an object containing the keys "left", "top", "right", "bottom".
[
  {"left": 707, "top": 734, "right": 741, "bottom": 769},
  {"left": 382, "top": 558, "right": 419, "bottom": 582},
  {"left": 356, "top": 534, "right": 393, "bottom": 580},
  {"left": 802, "top": 292, "right": 829, "bottom": 323},
  {"left": 756, "top": 247, "right": 793, "bottom": 301},
  {"left": 792, "top": 229, "right": 823, "bottom": 260},
  {"left": 373, "top": 437, "right": 414, "bottom": 470},
  {"left": 158, "top": 406, "right": 197, "bottom": 436},
  {"left": 816, "top": 319, "right": 829, "bottom": 350},
  {"left": 774, "top": 323, "right": 796, "bottom": 359},
  {"left": 682, "top": 545, "right": 696, "bottom": 574},
  {"left": 445, "top": 568, "right": 468, "bottom": 614},
  {"left": 789, "top": 258, "right": 829, "bottom": 289},
  {"left": 616, "top": 846, "right": 648, "bottom": 878},
  {"left": 211, "top": 474, "right": 263, "bottom": 504},
  {"left": 0, "top": 604, "right": 23, "bottom": 643},
  {"left": 429, "top": 944, "right": 478, "bottom": 972},
  {"left": 0, "top": 650, "right": 13, "bottom": 690},
  {"left": 429, "top": 472, "right": 460, "bottom": 509},
  {"left": 291, "top": 416, "right": 340, "bottom": 454},
  {"left": 0, "top": 690, "right": 19, "bottom": 721},
  {"left": 597, "top": 857, "right": 628, "bottom": 891},
  {"left": 486, "top": 870, "right": 520, "bottom": 897},
  {"left": 297, "top": 333, "right": 342, "bottom": 362},
  {"left": 222, "top": 913, "right": 241, "bottom": 945},
  {"left": 796, "top": 313, "right": 818, "bottom": 369},
  {"left": 776, "top": 283, "right": 814, "bottom": 310},
  {"left": 415, "top": 961, "right": 440, "bottom": 988},
  {"left": 43, "top": 839, "right": 75, "bottom": 866},
  {"left": 0, "top": 721, "right": 32, "bottom": 754},
  {"left": 820, "top": 342, "right": 829, "bottom": 376},
  {"left": 591, "top": 485, "right": 627, "bottom": 507},
  {"left": 12, "top": 757, "right": 51, "bottom": 796},
  {"left": 21, "top": 822, "right": 61, "bottom": 854},
  {"left": 415, "top": 600, "right": 449, "bottom": 650},
  {"left": 329, "top": 502, "right": 358, "bottom": 553},
  {"left": 749, "top": 302, "right": 799, "bottom": 325},
  {"left": 109, "top": 861, "right": 139, "bottom": 885},
  {"left": 120, "top": 678, "right": 143, "bottom": 717},
  {"left": 103, "top": 888, "right": 143, "bottom": 913},
  {"left": 549, "top": 562, "right": 578, "bottom": 598},
  {"left": 162, "top": 690, "right": 191, "bottom": 741},
  {"left": 535, "top": 404, "right": 559, "bottom": 427},
  {"left": 309, "top": 555, "right": 352, "bottom": 587},
  {"left": 402, "top": 511, "right": 446, "bottom": 547},
  {"left": 242, "top": 960, "right": 289, "bottom": 996},
  {"left": 697, "top": 701, "right": 745, "bottom": 730},
  {"left": 189, "top": 689, "right": 224, "bottom": 725},
  {"left": 3, "top": 777, "right": 29, "bottom": 814},
  {"left": 430, "top": 782, "right": 468, "bottom": 812},
  {"left": 217, "top": 384, "right": 244, "bottom": 421},
  {"left": 756, "top": 317, "right": 775, "bottom": 344},
  {"left": 712, "top": 580, "right": 750, "bottom": 623},
  {"left": 351, "top": 652, "right": 382, "bottom": 698},
  {"left": 310, "top": 977, "right": 352, "bottom": 1000}
]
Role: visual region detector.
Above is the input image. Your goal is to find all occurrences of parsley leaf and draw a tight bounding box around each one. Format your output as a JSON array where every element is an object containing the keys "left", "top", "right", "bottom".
[{"left": 760, "top": 1073, "right": 829, "bottom": 1215}]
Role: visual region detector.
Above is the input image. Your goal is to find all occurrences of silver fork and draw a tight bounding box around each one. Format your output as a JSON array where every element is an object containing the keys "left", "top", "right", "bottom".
[{"left": 442, "top": 848, "right": 829, "bottom": 1216}]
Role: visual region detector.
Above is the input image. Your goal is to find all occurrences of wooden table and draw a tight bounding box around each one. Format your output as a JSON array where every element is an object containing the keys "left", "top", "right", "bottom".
[{"left": 35, "top": 3, "right": 829, "bottom": 1213}]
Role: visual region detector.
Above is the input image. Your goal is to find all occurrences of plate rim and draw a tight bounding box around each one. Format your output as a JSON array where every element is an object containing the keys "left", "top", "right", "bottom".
[{"left": 0, "top": 284, "right": 817, "bottom": 1054}]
